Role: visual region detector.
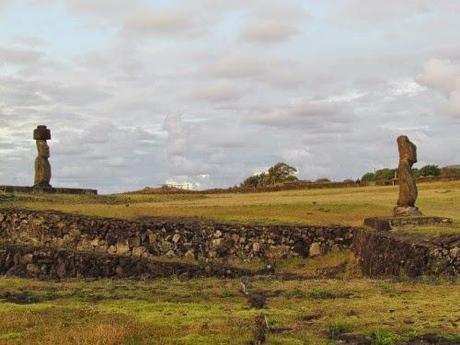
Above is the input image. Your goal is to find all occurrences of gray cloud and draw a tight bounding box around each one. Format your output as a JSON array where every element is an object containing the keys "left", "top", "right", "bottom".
[
  {"left": 123, "top": 9, "right": 201, "bottom": 37},
  {"left": 250, "top": 99, "right": 350, "bottom": 129},
  {"left": 205, "top": 54, "right": 304, "bottom": 88},
  {"left": 240, "top": 20, "right": 299, "bottom": 44},
  {"left": 190, "top": 80, "right": 245, "bottom": 103},
  {"left": 0, "top": 47, "right": 42, "bottom": 65},
  {"left": 239, "top": 0, "right": 307, "bottom": 44}
]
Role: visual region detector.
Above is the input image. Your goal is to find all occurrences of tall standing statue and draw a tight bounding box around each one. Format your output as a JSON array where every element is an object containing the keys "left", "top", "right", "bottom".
[
  {"left": 394, "top": 135, "right": 422, "bottom": 216},
  {"left": 33, "top": 125, "right": 52, "bottom": 190}
]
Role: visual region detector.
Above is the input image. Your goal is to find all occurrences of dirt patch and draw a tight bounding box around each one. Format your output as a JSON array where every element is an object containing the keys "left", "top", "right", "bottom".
[{"left": 0, "top": 290, "right": 58, "bottom": 304}]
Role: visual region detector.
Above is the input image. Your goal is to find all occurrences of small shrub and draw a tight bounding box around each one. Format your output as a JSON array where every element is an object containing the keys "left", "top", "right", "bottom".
[
  {"left": 327, "top": 321, "right": 352, "bottom": 339},
  {"left": 308, "top": 289, "right": 336, "bottom": 299},
  {"left": 307, "top": 289, "right": 353, "bottom": 300},
  {"left": 440, "top": 333, "right": 460, "bottom": 342},
  {"left": 283, "top": 288, "right": 306, "bottom": 298},
  {"left": 369, "top": 330, "right": 398, "bottom": 345}
]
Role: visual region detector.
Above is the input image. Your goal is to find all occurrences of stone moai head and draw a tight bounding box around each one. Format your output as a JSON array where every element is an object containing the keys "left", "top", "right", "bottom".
[{"left": 397, "top": 135, "right": 417, "bottom": 165}]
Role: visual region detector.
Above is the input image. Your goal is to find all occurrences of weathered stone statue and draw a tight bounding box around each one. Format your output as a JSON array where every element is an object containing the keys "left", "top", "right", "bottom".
[
  {"left": 33, "top": 125, "right": 52, "bottom": 190},
  {"left": 394, "top": 135, "right": 422, "bottom": 217}
]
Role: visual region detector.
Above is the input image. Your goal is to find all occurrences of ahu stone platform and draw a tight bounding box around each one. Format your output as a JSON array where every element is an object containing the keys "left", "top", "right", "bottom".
[{"left": 0, "top": 185, "right": 97, "bottom": 195}]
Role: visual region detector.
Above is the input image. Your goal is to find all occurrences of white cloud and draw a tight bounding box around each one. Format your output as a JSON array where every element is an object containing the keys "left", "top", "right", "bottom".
[
  {"left": 418, "top": 58, "right": 460, "bottom": 116},
  {"left": 418, "top": 59, "right": 460, "bottom": 95}
]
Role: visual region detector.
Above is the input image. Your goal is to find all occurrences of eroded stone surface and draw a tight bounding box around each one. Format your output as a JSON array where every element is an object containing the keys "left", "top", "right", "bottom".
[{"left": 394, "top": 135, "right": 420, "bottom": 216}]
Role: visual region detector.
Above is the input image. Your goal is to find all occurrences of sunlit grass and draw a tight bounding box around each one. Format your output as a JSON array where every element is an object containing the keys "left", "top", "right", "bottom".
[{"left": 2, "top": 180, "right": 460, "bottom": 226}]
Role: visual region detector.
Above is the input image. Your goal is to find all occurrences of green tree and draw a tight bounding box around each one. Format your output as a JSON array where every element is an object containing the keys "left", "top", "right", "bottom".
[
  {"left": 266, "top": 162, "right": 298, "bottom": 185},
  {"left": 419, "top": 165, "right": 441, "bottom": 177},
  {"left": 361, "top": 172, "right": 375, "bottom": 182},
  {"left": 374, "top": 168, "right": 396, "bottom": 181},
  {"left": 411, "top": 168, "right": 421, "bottom": 178},
  {"left": 240, "top": 175, "right": 261, "bottom": 188},
  {"left": 240, "top": 162, "right": 298, "bottom": 188}
]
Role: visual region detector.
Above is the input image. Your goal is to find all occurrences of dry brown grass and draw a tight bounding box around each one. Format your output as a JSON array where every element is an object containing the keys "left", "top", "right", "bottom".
[{"left": 2, "top": 180, "right": 460, "bottom": 227}]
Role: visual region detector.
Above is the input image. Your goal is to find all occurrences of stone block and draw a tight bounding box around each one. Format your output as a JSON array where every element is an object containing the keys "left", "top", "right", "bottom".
[{"left": 33, "top": 125, "right": 51, "bottom": 140}]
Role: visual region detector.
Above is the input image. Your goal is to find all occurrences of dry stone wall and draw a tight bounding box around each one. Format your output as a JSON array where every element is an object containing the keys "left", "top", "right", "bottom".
[
  {"left": 354, "top": 228, "right": 459, "bottom": 277},
  {"left": 0, "top": 242, "right": 253, "bottom": 280},
  {"left": 0, "top": 209, "right": 356, "bottom": 262}
]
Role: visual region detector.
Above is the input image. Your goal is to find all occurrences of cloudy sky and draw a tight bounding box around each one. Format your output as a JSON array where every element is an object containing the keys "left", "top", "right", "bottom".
[{"left": 1, "top": 0, "right": 460, "bottom": 193}]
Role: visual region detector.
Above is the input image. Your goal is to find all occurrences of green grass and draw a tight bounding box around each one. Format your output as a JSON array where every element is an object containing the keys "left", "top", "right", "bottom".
[{"left": 0, "top": 274, "right": 458, "bottom": 345}]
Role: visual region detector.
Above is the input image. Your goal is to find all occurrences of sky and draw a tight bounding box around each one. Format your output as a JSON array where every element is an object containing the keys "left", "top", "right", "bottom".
[{"left": 1, "top": 0, "right": 460, "bottom": 193}]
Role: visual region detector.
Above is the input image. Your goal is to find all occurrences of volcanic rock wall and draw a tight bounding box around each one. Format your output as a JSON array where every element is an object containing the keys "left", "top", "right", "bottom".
[
  {"left": 0, "top": 209, "right": 355, "bottom": 262},
  {"left": 0, "top": 242, "right": 253, "bottom": 279},
  {"left": 353, "top": 228, "right": 459, "bottom": 277}
]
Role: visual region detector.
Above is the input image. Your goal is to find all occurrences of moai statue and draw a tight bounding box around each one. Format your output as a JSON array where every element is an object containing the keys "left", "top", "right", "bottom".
[
  {"left": 33, "top": 125, "right": 52, "bottom": 190},
  {"left": 393, "top": 135, "right": 422, "bottom": 217}
]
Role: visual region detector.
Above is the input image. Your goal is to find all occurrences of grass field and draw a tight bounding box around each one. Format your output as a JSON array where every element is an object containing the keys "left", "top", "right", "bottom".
[
  {"left": 0, "top": 181, "right": 459, "bottom": 344},
  {"left": 1, "top": 181, "right": 460, "bottom": 228},
  {"left": 0, "top": 252, "right": 459, "bottom": 345}
]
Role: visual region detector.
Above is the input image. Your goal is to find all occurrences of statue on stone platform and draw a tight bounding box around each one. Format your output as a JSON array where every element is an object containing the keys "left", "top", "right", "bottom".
[
  {"left": 394, "top": 135, "right": 422, "bottom": 217},
  {"left": 33, "top": 125, "right": 52, "bottom": 190}
]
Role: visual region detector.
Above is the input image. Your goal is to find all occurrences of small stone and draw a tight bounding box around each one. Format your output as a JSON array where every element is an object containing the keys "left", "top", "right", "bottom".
[
  {"left": 107, "top": 245, "right": 116, "bottom": 254},
  {"left": 172, "top": 234, "right": 181, "bottom": 243},
  {"left": 20, "top": 254, "right": 33, "bottom": 264},
  {"left": 116, "top": 241, "right": 130, "bottom": 255},
  {"left": 146, "top": 230, "right": 157, "bottom": 244},
  {"left": 56, "top": 261, "right": 66, "bottom": 278},
  {"left": 115, "top": 265, "right": 123, "bottom": 276},
  {"left": 309, "top": 242, "right": 321, "bottom": 257},
  {"left": 26, "top": 263, "right": 40, "bottom": 275},
  {"left": 212, "top": 238, "right": 223, "bottom": 248},
  {"left": 132, "top": 246, "right": 145, "bottom": 257},
  {"left": 449, "top": 247, "right": 459, "bottom": 258}
]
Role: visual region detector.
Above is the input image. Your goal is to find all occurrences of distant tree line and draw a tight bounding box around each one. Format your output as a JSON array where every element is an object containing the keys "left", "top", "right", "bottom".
[
  {"left": 360, "top": 164, "right": 459, "bottom": 182},
  {"left": 240, "top": 162, "right": 460, "bottom": 189}
]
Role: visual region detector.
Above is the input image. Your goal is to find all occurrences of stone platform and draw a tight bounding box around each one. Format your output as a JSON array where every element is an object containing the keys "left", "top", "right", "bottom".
[
  {"left": 364, "top": 216, "right": 453, "bottom": 232},
  {"left": 0, "top": 185, "right": 97, "bottom": 195}
]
